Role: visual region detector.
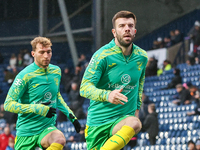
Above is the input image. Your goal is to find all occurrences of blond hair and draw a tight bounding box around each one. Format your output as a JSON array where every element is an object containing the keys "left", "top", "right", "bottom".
[
  {"left": 30, "top": 37, "right": 52, "bottom": 51},
  {"left": 112, "top": 11, "right": 137, "bottom": 28}
]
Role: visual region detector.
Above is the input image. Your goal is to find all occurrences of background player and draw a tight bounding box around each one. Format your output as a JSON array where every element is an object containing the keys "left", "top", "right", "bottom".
[{"left": 4, "top": 36, "right": 81, "bottom": 150}]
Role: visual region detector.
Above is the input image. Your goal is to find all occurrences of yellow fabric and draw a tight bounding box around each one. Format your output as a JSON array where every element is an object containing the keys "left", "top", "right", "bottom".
[
  {"left": 46, "top": 143, "right": 64, "bottom": 150},
  {"left": 100, "top": 125, "right": 135, "bottom": 150},
  {"left": 164, "top": 64, "right": 172, "bottom": 71}
]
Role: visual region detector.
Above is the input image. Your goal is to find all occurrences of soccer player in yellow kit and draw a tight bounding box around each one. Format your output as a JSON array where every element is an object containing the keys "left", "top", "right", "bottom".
[
  {"left": 4, "top": 37, "right": 81, "bottom": 150},
  {"left": 80, "top": 11, "right": 148, "bottom": 150}
]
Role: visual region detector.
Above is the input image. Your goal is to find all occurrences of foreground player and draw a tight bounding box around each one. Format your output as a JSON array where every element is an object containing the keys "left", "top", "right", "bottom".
[
  {"left": 80, "top": 11, "right": 148, "bottom": 150},
  {"left": 4, "top": 37, "right": 81, "bottom": 150}
]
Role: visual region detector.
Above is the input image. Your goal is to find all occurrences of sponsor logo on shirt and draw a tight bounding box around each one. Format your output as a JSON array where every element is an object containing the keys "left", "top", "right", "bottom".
[
  {"left": 15, "top": 79, "right": 23, "bottom": 86},
  {"left": 89, "top": 57, "right": 96, "bottom": 66},
  {"left": 48, "top": 127, "right": 54, "bottom": 130},
  {"left": 108, "top": 74, "right": 136, "bottom": 92},
  {"left": 108, "top": 63, "right": 116, "bottom": 67},
  {"left": 32, "top": 84, "right": 39, "bottom": 88},
  {"left": 108, "top": 83, "right": 136, "bottom": 90},
  {"left": 44, "top": 92, "right": 52, "bottom": 100}
]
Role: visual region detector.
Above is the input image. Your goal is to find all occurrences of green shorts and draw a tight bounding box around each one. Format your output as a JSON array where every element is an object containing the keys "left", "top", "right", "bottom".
[
  {"left": 15, "top": 126, "right": 57, "bottom": 150},
  {"left": 85, "top": 115, "right": 133, "bottom": 150}
]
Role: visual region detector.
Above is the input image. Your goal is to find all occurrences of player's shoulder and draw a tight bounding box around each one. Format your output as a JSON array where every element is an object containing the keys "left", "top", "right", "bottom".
[
  {"left": 133, "top": 44, "right": 148, "bottom": 59},
  {"left": 93, "top": 39, "right": 119, "bottom": 59},
  {"left": 48, "top": 64, "right": 61, "bottom": 74},
  {"left": 49, "top": 63, "right": 60, "bottom": 70},
  {"left": 17, "top": 63, "right": 35, "bottom": 77}
]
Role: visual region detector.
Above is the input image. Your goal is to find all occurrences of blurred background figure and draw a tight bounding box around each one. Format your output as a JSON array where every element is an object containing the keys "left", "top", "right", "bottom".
[
  {"left": 142, "top": 103, "right": 159, "bottom": 145},
  {"left": 187, "top": 86, "right": 200, "bottom": 116},
  {"left": 145, "top": 57, "right": 158, "bottom": 77},
  {"left": 139, "top": 93, "right": 151, "bottom": 125},
  {"left": 172, "top": 84, "right": 192, "bottom": 105},
  {"left": 3, "top": 69, "right": 15, "bottom": 86},
  {"left": 23, "top": 49, "right": 33, "bottom": 67},
  {"left": 16, "top": 53, "right": 23, "bottom": 68},
  {"left": 5, "top": 137, "right": 14, "bottom": 150},
  {"left": 173, "top": 29, "right": 183, "bottom": 44},
  {"left": 61, "top": 67, "right": 73, "bottom": 94},
  {"left": 157, "top": 59, "right": 172, "bottom": 76},
  {"left": 66, "top": 125, "right": 86, "bottom": 143},
  {"left": 163, "top": 36, "right": 172, "bottom": 48},
  {"left": 187, "top": 140, "right": 196, "bottom": 150},
  {"left": 68, "top": 82, "right": 86, "bottom": 120},
  {"left": 188, "top": 20, "right": 200, "bottom": 58},
  {"left": 0, "top": 52, "right": 4, "bottom": 64},
  {"left": 7, "top": 53, "right": 17, "bottom": 70},
  {"left": 196, "top": 139, "right": 200, "bottom": 150},
  {"left": 162, "top": 68, "right": 182, "bottom": 89},
  {"left": 0, "top": 126, "right": 15, "bottom": 150}
]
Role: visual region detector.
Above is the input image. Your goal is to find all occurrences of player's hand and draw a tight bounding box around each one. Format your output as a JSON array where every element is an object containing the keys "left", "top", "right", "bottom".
[
  {"left": 69, "top": 113, "right": 81, "bottom": 133},
  {"left": 108, "top": 89, "right": 128, "bottom": 105},
  {"left": 41, "top": 102, "right": 56, "bottom": 118}
]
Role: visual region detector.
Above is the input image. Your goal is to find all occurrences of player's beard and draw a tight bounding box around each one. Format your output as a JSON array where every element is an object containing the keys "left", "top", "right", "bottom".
[{"left": 115, "top": 32, "right": 134, "bottom": 47}]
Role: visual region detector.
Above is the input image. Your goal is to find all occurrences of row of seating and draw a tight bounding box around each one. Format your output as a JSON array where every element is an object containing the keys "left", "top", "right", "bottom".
[
  {"left": 134, "top": 143, "right": 188, "bottom": 150},
  {"left": 156, "top": 104, "right": 196, "bottom": 113},
  {"left": 145, "top": 89, "right": 177, "bottom": 97}
]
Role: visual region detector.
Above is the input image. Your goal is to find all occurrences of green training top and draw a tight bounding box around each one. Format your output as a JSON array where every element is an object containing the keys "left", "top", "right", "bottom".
[
  {"left": 80, "top": 39, "right": 148, "bottom": 126},
  {"left": 4, "top": 62, "right": 75, "bottom": 136}
]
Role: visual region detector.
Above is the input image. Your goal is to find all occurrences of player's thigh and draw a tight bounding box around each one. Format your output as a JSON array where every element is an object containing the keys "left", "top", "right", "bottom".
[
  {"left": 38, "top": 126, "right": 64, "bottom": 149},
  {"left": 85, "top": 123, "right": 113, "bottom": 150},
  {"left": 40, "top": 129, "right": 65, "bottom": 148},
  {"left": 15, "top": 135, "right": 38, "bottom": 150},
  {"left": 112, "top": 115, "right": 141, "bottom": 135}
]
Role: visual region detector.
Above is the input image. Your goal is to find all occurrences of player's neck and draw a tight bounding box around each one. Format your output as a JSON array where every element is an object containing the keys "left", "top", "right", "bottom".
[
  {"left": 115, "top": 39, "right": 132, "bottom": 56},
  {"left": 119, "top": 45, "right": 132, "bottom": 56}
]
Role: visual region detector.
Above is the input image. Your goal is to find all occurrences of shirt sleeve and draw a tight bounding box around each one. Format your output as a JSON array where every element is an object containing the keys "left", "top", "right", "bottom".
[
  {"left": 56, "top": 92, "right": 76, "bottom": 122},
  {"left": 4, "top": 74, "right": 49, "bottom": 117},
  {"left": 137, "top": 56, "right": 148, "bottom": 110},
  {"left": 80, "top": 53, "right": 111, "bottom": 102}
]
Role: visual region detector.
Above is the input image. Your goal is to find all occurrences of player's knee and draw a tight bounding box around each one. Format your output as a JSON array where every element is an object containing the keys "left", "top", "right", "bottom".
[
  {"left": 54, "top": 137, "right": 66, "bottom": 146},
  {"left": 134, "top": 120, "right": 142, "bottom": 134},
  {"left": 130, "top": 118, "right": 142, "bottom": 134}
]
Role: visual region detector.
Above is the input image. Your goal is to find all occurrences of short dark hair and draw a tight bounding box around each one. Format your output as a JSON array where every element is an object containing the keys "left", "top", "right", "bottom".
[
  {"left": 188, "top": 140, "right": 195, "bottom": 146},
  {"left": 176, "top": 84, "right": 183, "bottom": 89},
  {"left": 148, "top": 103, "right": 156, "bottom": 112},
  {"left": 112, "top": 11, "right": 137, "bottom": 28}
]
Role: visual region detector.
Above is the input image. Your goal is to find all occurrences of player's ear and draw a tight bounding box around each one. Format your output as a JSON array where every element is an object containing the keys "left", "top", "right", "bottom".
[
  {"left": 31, "top": 51, "right": 35, "bottom": 57},
  {"left": 112, "top": 28, "right": 116, "bottom": 37},
  {"left": 134, "top": 29, "right": 137, "bottom": 35}
]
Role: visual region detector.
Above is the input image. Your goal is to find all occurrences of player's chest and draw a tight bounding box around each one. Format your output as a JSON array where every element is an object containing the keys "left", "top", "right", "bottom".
[
  {"left": 106, "top": 57, "right": 143, "bottom": 83},
  {"left": 28, "top": 74, "right": 59, "bottom": 94}
]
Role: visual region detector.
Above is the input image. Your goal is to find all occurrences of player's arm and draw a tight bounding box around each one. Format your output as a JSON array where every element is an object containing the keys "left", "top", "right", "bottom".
[
  {"left": 137, "top": 56, "right": 148, "bottom": 110},
  {"left": 4, "top": 75, "right": 50, "bottom": 117},
  {"left": 56, "top": 92, "right": 81, "bottom": 133},
  {"left": 80, "top": 54, "right": 111, "bottom": 102}
]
